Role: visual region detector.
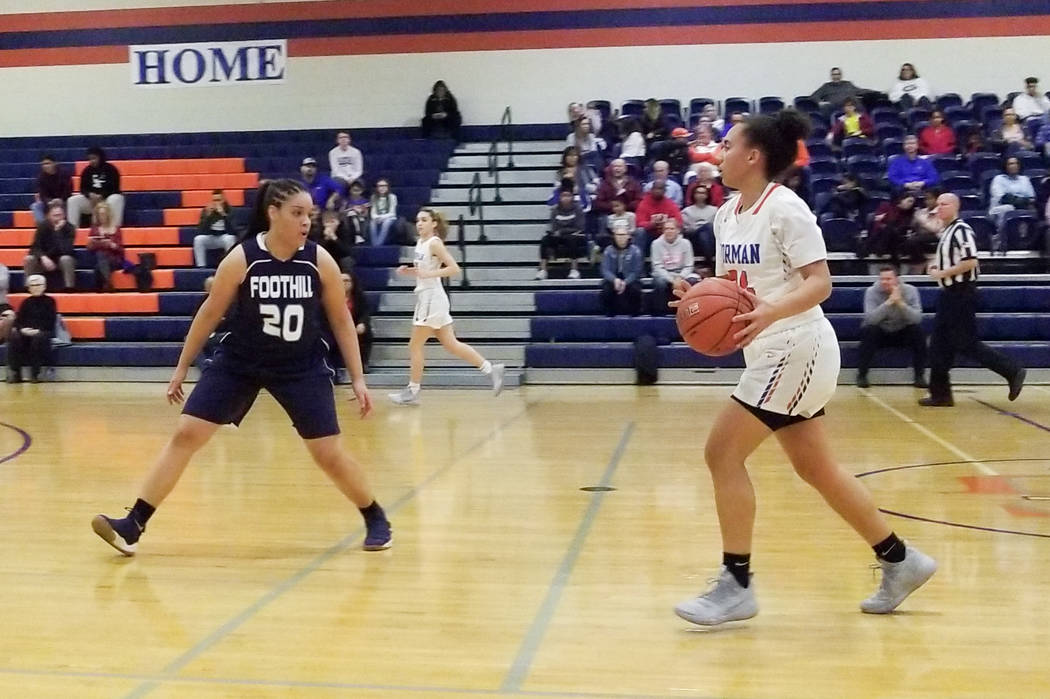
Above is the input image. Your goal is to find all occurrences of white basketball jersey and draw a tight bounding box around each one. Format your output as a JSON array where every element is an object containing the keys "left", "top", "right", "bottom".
[
  {"left": 413, "top": 236, "right": 443, "bottom": 293},
  {"left": 714, "top": 182, "right": 827, "bottom": 338}
]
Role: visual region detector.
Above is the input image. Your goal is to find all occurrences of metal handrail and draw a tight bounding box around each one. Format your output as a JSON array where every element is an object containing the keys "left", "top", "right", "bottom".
[
  {"left": 485, "top": 106, "right": 515, "bottom": 203},
  {"left": 467, "top": 171, "right": 487, "bottom": 244},
  {"left": 486, "top": 140, "right": 502, "bottom": 204},
  {"left": 456, "top": 214, "right": 470, "bottom": 288},
  {"left": 500, "top": 105, "right": 515, "bottom": 168}
]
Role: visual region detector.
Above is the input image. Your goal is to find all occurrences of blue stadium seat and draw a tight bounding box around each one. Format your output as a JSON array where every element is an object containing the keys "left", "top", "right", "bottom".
[
  {"left": 936, "top": 93, "right": 964, "bottom": 111},
  {"left": 943, "top": 105, "right": 972, "bottom": 125},
  {"left": 758, "top": 96, "right": 785, "bottom": 114},
  {"left": 820, "top": 217, "right": 859, "bottom": 252},
  {"left": 970, "top": 93, "right": 999, "bottom": 117},
  {"left": 876, "top": 124, "right": 906, "bottom": 142},
  {"left": 810, "top": 176, "right": 840, "bottom": 196},
  {"left": 793, "top": 96, "right": 820, "bottom": 113},
  {"left": 805, "top": 140, "right": 833, "bottom": 159},
  {"left": 969, "top": 152, "right": 1002, "bottom": 180},
  {"left": 689, "top": 97, "right": 717, "bottom": 115},
  {"left": 941, "top": 172, "right": 976, "bottom": 191},
  {"left": 963, "top": 214, "right": 996, "bottom": 250},
  {"left": 808, "top": 158, "right": 840, "bottom": 176},
  {"left": 1015, "top": 150, "right": 1044, "bottom": 172},
  {"left": 620, "top": 100, "right": 645, "bottom": 118},
  {"left": 906, "top": 107, "right": 932, "bottom": 127},
  {"left": 659, "top": 99, "right": 682, "bottom": 119},
  {"left": 845, "top": 155, "right": 882, "bottom": 177},
  {"left": 588, "top": 100, "right": 612, "bottom": 123},
  {"left": 1002, "top": 210, "right": 1042, "bottom": 250},
  {"left": 871, "top": 108, "right": 903, "bottom": 126},
  {"left": 881, "top": 138, "right": 904, "bottom": 158},
  {"left": 723, "top": 97, "right": 752, "bottom": 118},
  {"left": 842, "top": 139, "right": 877, "bottom": 159}
]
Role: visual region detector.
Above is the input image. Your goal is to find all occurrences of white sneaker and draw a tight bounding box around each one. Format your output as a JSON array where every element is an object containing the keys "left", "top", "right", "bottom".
[
  {"left": 490, "top": 363, "right": 506, "bottom": 396},
  {"left": 674, "top": 567, "right": 758, "bottom": 626},
  {"left": 861, "top": 545, "right": 937, "bottom": 614},
  {"left": 388, "top": 387, "right": 420, "bottom": 405},
  {"left": 568, "top": 269, "right": 581, "bottom": 279},
  {"left": 534, "top": 269, "right": 548, "bottom": 280}
]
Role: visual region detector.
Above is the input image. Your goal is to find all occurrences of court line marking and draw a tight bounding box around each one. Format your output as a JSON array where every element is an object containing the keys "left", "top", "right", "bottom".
[
  {"left": 0, "top": 421, "right": 32, "bottom": 466},
  {"left": 861, "top": 391, "right": 997, "bottom": 476},
  {"left": 973, "top": 398, "right": 1050, "bottom": 434},
  {"left": 501, "top": 421, "right": 636, "bottom": 693},
  {"left": 124, "top": 402, "right": 538, "bottom": 699}
]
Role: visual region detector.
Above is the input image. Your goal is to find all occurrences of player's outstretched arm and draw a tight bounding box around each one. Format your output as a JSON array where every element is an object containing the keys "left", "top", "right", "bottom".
[{"left": 317, "top": 247, "right": 372, "bottom": 417}]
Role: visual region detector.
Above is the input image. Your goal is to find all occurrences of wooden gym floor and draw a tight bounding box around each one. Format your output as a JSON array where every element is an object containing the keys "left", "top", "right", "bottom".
[{"left": 1, "top": 382, "right": 1048, "bottom": 698}]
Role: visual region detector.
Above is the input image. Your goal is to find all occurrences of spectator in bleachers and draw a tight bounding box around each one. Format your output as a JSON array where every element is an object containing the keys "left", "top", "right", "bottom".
[
  {"left": 650, "top": 219, "right": 699, "bottom": 315},
  {"left": 720, "top": 112, "right": 746, "bottom": 140},
  {"left": 31, "top": 154, "right": 72, "bottom": 225},
  {"left": 699, "top": 104, "right": 724, "bottom": 135},
  {"left": 342, "top": 179, "right": 370, "bottom": 243},
  {"left": 549, "top": 146, "right": 594, "bottom": 209},
  {"left": 594, "top": 159, "right": 642, "bottom": 215},
  {"left": 688, "top": 123, "right": 721, "bottom": 167},
  {"left": 644, "top": 160, "right": 683, "bottom": 206},
  {"left": 536, "top": 184, "right": 586, "bottom": 280},
  {"left": 918, "top": 110, "right": 956, "bottom": 155},
  {"left": 782, "top": 168, "right": 811, "bottom": 208},
  {"left": 989, "top": 156, "right": 1036, "bottom": 233},
  {"left": 422, "top": 81, "right": 462, "bottom": 140},
  {"left": 962, "top": 127, "right": 988, "bottom": 155},
  {"left": 888, "top": 135, "right": 940, "bottom": 193},
  {"left": 1012, "top": 77, "right": 1050, "bottom": 122},
  {"left": 299, "top": 157, "right": 341, "bottom": 210},
  {"left": 856, "top": 266, "right": 927, "bottom": 388},
  {"left": 0, "top": 264, "right": 13, "bottom": 345},
  {"left": 819, "top": 173, "right": 868, "bottom": 222},
  {"left": 810, "top": 67, "right": 864, "bottom": 110},
  {"left": 600, "top": 222, "right": 642, "bottom": 317},
  {"left": 903, "top": 188, "right": 944, "bottom": 270},
  {"left": 24, "top": 200, "right": 76, "bottom": 292},
  {"left": 344, "top": 270, "right": 373, "bottom": 372},
  {"left": 991, "top": 108, "right": 1034, "bottom": 152},
  {"left": 87, "top": 202, "right": 128, "bottom": 292},
  {"left": 193, "top": 189, "right": 236, "bottom": 268},
  {"left": 665, "top": 128, "right": 693, "bottom": 179},
  {"left": 1035, "top": 114, "right": 1050, "bottom": 158},
  {"left": 829, "top": 97, "right": 874, "bottom": 146},
  {"left": 641, "top": 99, "right": 668, "bottom": 147},
  {"left": 635, "top": 180, "right": 683, "bottom": 254},
  {"left": 67, "top": 147, "right": 124, "bottom": 229},
  {"left": 368, "top": 178, "right": 399, "bottom": 246},
  {"left": 681, "top": 184, "right": 718, "bottom": 244},
  {"left": 889, "top": 62, "right": 933, "bottom": 109},
  {"left": 600, "top": 197, "right": 636, "bottom": 252},
  {"left": 685, "top": 162, "right": 725, "bottom": 207},
  {"left": 309, "top": 207, "right": 355, "bottom": 273},
  {"left": 619, "top": 118, "right": 646, "bottom": 167},
  {"left": 866, "top": 191, "right": 918, "bottom": 263},
  {"left": 566, "top": 116, "right": 606, "bottom": 173},
  {"left": 5, "top": 274, "right": 56, "bottom": 383},
  {"left": 328, "top": 132, "right": 364, "bottom": 190}
]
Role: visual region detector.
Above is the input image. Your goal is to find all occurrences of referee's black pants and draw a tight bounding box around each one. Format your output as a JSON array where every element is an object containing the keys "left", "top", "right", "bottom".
[{"left": 929, "top": 284, "right": 1020, "bottom": 402}]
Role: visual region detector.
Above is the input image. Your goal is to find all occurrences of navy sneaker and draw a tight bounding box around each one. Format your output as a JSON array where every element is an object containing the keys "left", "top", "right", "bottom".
[
  {"left": 92, "top": 512, "right": 143, "bottom": 556},
  {"left": 363, "top": 516, "right": 392, "bottom": 551}
]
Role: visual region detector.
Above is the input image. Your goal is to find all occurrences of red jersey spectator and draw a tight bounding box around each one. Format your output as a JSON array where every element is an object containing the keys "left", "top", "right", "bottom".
[
  {"left": 634, "top": 181, "right": 682, "bottom": 253},
  {"left": 919, "top": 111, "right": 956, "bottom": 155},
  {"left": 593, "top": 158, "right": 642, "bottom": 214}
]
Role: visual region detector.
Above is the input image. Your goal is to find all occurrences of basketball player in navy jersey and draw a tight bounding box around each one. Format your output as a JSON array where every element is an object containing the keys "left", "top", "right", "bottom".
[{"left": 92, "top": 179, "right": 392, "bottom": 555}]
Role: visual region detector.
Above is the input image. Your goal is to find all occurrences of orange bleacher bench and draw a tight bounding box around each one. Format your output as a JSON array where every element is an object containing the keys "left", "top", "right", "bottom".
[
  {"left": 62, "top": 317, "right": 106, "bottom": 339},
  {"left": 74, "top": 158, "right": 245, "bottom": 176},
  {"left": 73, "top": 173, "right": 258, "bottom": 191},
  {"left": 0, "top": 248, "right": 190, "bottom": 267},
  {"left": 7, "top": 292, "right": 160, "bottom": 314},
  {"left": 1, "top": 227, "right": 181, "bottom": 248}
]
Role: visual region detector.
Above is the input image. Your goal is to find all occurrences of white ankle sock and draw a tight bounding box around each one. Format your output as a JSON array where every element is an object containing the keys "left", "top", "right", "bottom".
[
  {"left": 407, "top": 382, "right": 420, "bottom": 393},
  {"left": 479, "top": 360, "right": 492, "bottom": 375}
]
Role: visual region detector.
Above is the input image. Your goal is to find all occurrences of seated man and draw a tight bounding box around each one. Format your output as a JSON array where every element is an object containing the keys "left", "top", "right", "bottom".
[
  {"left": 0, "top": 264, "right": 13, "bottom": 344},
  {"left": 298, "top": 157, "right": 341, "bottom": 210},
  {"left": 25, "top": 201, "right": 76, "bottom": 292},
  {"left": 67, "top": 147, "right": 125, "bottom": 228},
  {"left": 32, "top": 154, "right": 73, "bottom": 224},
  {"left": 193, "top": 189, "right": 237, "bottom": 267},
  {"left": 634, "top": 180, "right": 683, "bottom": 254},
  {"left": 649, "top": 219, "right": 699, "bottom": 316},
  {"left": 593, "top": 159, "right": 642, "bottom": 215},
  {"left": 887, "top": 135, "right": 939, "bottom": 194},
  {"left": 643, "top": 160, "right": 683, "bottom": 207},
  {"left": 1012, "top": 77, "right": 1050, "bottom": 122},
  {"left": 599, "top": 222, "right": 643, "bottom": 317},
  {"left": 328, "top": 131, "right": 364, "bottom": 191},
  {"left": 857, "top": 266, "right": 927, "bottom": 388},
  {"left": 6, "top": 274, "right": 57, "bottom": 383}
]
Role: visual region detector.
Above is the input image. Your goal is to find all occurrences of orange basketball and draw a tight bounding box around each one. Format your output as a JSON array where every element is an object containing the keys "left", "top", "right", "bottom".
[{"left": 675, "top": 277, "right": 755, "bottom": 356}]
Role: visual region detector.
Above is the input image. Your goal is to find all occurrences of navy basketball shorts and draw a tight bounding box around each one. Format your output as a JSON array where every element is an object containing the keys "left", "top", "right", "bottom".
[{"left": 183, "top": 358, "right": 339, "bottom": 440}]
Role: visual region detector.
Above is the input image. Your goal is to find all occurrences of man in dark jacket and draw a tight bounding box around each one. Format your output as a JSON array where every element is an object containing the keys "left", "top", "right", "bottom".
[
  {"left": 31, "top": 154, "right": 73, "bottom": 224},
  {"left": 24, "top": 201, "right": 77, "bottom": 291},
  {"left": 67, "top": 146, "right": 125, "bottom": 227},
  {"left": 6, "top": 274, "right": 57, "bottom": 383}
]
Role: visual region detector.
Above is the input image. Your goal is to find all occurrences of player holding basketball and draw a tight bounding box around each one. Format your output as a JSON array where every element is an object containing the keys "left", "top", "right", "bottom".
[
  {"left": 92, "top": 179, "right": 392, "bottom": 555},
  {"left": 672, "top": 111, "right": 936, "bottom": 625},
  {"left": 388, "top": 208, "right": 505, "bottom": 405}
]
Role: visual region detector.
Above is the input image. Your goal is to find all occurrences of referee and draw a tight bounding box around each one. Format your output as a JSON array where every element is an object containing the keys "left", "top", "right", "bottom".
[{"left": 919, "top": 193, "right": 1026, "bottom": 406}]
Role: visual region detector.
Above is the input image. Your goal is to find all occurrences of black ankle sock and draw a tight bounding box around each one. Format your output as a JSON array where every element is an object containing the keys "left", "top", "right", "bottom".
[
  {"left": 129, "top": 498, "right": 155, "bottom": 529},
  {"left": 359, "top": 501, "right": 385, "bottom": 523},
  {"left": 873, "top": 533, "right": 906, "bottom": 563},
  {"left": 723, "top": 552, "right": 751, "bottom": 588}
]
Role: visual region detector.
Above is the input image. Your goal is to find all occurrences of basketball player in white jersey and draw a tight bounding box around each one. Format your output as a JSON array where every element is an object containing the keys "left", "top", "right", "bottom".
[
  {"left": 671, "top": 110, "right": 936, "bottom": 626},
  {"left": 388, "top": 208, "right": 505, "bottom": 404}
]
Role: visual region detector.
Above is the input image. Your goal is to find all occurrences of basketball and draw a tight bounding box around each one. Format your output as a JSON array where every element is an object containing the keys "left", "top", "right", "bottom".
[{"left": 675, "top": 277, "right": 755, "bottom": 356}]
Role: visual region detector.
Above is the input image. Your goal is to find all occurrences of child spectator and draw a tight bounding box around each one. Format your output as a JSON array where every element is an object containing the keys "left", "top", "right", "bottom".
[
  {"left": 649, "top": 219, "right": 699, "bottom": 315},
  {"left": 193, "top": 189, "right": 237, "bottom": 267},
  {"left": 25, "top": 201, "right": 76, "bottom": 292},
  {"left": 87, "top": 202, "right": 129, "bottom": 292},
  {"left": 548, "top": 146, "right": 593, "bottom": 210},
  {"left": 422, "top": 81, "right": 462, "bottom": 139},
  {"left": 309, "top": 207, "right": 356, "bottom": 272},
  {"left": 5, "top": 274, "right": 56, "bottom": 383},
  {"left": 67, "top": 147, "right": 125, "bottom": 228},
  {"left": 830, "top": 97, "right": 874, "bottom": 146},
  {"left": 919, "top": 111, "right": 956, "bottom": 155},
  {"left": 32, "top": 154, "right": 73, "bottom": 224},
  {"left": 600, "top": 197, "right": 636, "bottom": 252},
  {"left": 368, "top": 178, "right": 399, "bottom": 245},
  {"left": 328, "top": 132, "right": 364, "bottom": 190},
  {"left": 536, "top": 184, "right": 586, "bottom": 280},
  {"left": 342, "top": 179, "right": 370, "bottom": 243},
  {"left": 600, "top": 223, "right": 643, "bottom": 316}
]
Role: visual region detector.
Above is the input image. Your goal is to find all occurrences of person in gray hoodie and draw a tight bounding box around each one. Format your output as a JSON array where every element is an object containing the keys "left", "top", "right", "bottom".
[
  {"left": 857, "top": 265, "right": 927, "bottom": 388},
  {"left": 649, "top": 219, "right": 699, "bottom": 315}
]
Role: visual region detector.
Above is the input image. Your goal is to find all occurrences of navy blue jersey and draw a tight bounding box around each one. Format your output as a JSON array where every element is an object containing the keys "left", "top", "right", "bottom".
[{"left": 220, "top": 233, "right": 327, "bottom": 373}]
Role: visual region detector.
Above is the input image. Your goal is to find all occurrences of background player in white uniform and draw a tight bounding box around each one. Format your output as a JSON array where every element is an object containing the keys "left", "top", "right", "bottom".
[
  {"left": 389, "top": 208, "right": 505, "bottom": 405},
  {"left": 670, "top": 111, "right": 936, "bottom": 626}
]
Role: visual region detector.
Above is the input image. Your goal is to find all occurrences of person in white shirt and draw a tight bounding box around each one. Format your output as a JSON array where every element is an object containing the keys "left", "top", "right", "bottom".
[
  {"left": 670, "top": 109, "right": 936, "bottom": 628},
  {"left": 889, "top": 62, "right": 933, "bottom": 109},
  {"left": 328, "top": 131, "right": 364, "bottom": 190},
  {"left": 619, "top": 119, "right": 646, "bottom": 165},
  {"left": 1012, "top": 77, "right": 1050, "bottom": 121}
]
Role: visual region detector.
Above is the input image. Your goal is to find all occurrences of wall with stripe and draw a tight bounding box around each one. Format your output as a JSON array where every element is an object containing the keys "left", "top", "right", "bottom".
[{"left": 1, "top": 1, "right": 1049, "bottom": 136}]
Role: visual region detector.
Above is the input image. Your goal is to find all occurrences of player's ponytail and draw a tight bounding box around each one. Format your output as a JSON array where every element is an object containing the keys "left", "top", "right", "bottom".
[
  {"left": 249, "top": 178, "right": 307, "bottom": 236},
  {"left": 420, "top": 207, "right": 449, "bottom": 241},
  {"left": 742, "top": 109, "right": 811, "bottom": 180}
]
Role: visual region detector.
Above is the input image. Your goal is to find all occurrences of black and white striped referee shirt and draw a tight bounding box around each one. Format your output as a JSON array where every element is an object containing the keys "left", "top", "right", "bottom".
[{"left": 935, "top": 218, "right": 979, "bottom": 288}]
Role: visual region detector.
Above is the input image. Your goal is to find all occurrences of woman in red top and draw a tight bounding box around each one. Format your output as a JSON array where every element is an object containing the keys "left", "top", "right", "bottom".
[
  {"left": 685, "top": 162, "right": 725, "bottom": 208},
  {"left": 87, "top": 202, "right": 129, "bottom": 291},
  {"left": 918, "top": 110, "right": 956, "bottom": 155}
]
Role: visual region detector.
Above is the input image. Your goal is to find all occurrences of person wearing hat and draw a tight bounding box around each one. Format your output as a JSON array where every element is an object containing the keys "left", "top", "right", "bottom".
[
  {"left": 665, "top": 126, "right": 693, "bottom": 180},
  {"left": 6, "top": 274, "right": 57, "bottom": 383},
  {"left": 298, "top": 157, "right": 341, "bottom": 211},
  {"left": 1012, "top": 77, "right": 1050, "bottom": 122}
]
